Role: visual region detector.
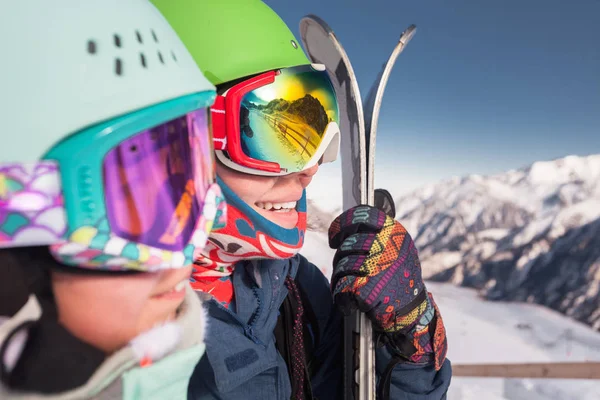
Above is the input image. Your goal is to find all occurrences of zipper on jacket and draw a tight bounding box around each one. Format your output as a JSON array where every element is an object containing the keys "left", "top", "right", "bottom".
[{"left": 212, "top": 282, "right": 266, "bottom": 347}]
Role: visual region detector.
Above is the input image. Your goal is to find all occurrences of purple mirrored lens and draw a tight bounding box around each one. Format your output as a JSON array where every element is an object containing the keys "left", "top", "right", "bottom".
[{"left": 103, "top": 108, "right": 213, "bottom": 251}]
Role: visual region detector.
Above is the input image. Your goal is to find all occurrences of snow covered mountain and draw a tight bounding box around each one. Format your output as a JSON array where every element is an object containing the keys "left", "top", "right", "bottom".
[
  {"left": 396, "top": 154, "right": 600, "bottom": 330},
  {"left": 306, "top": 154, "right": 600, "bottom": 330}
]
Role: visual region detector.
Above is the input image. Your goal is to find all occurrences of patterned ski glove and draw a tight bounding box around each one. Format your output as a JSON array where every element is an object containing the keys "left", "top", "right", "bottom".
[{"left": 328, "top": 205, "right": 447, "bottom": 370}]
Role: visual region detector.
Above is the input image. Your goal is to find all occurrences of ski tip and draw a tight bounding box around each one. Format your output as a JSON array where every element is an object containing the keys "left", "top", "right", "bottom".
[
  {"left": 399, "top": 24, "right": 417, "bottom": 44},
  {"left": 299, "top": 14, "right": 334, "bottom": 35}
]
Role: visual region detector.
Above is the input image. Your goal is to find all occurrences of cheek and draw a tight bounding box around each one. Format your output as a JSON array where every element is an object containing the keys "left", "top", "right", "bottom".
[
  {"left": 216, "top": 163, "right": 276, "bottom": 204},
  {"left": 53, "top": 274, "right": 158, "bottom": 353},
  {"left": 98, "top": 281, "right": 154, "bottom": 321}
]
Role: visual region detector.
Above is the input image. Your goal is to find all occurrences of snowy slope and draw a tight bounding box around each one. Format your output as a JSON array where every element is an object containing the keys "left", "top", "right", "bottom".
[
  {"left": 300, "top": 231, "right": 600, "bottom": 400},
  {"left": 430, "top": 281, "right": 600, "bottom": 400}
]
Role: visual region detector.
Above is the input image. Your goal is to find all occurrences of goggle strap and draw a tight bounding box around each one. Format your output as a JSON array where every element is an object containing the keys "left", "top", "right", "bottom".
[
  {"left": 210, "top": 96, "right": 227, "bottom": 151},
  {"left": 0, "top": 161, "right": 62, "bottom": 210},
  {"left": 0, "top": 161, "right": 66, "bottom": 248}
]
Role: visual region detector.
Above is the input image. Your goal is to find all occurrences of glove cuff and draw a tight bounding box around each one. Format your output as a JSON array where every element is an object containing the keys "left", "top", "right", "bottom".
[{"left": 378, "top": 292, "right": 448, "bottom": 371}]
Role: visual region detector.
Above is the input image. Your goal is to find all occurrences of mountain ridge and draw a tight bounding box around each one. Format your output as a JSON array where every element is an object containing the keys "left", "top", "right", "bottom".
[{"left": 306, "top": 153, "right": 600, "bottom": 330}]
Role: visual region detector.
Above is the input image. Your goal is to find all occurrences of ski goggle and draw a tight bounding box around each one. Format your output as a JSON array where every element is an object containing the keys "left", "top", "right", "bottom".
[
  {"left": 211, "top": 64, "right": 341, "bottom": 176},
  {"left": 0, "top": 92, "right": 227, "bottom": 271}
]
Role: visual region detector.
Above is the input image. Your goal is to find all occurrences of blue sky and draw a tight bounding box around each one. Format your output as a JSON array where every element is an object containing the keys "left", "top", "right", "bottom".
[{"left": 265, "top": 0, "right": 600, "bottom": 195}]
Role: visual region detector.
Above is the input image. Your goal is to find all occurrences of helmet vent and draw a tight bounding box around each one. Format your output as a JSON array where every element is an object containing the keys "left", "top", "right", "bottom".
[
  {"left": 87, "top": 40, "right": 97, "bottom": 55},
  {"left": 86, "top": 29, "right": 175, "bottom": 77},
  {"left": 115, "top": 58, "right": 123, "bottom": 76}
]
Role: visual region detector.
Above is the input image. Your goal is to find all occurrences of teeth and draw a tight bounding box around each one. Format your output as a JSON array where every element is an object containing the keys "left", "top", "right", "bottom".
[
  {"left": 256, "top": 201, "right": 297, "bottom": 212},
  {"left": 256, "top": 201, "right": 297, "bottom": 211},
  {"left": 174, "top": 279, "right": 187, "bottom": 292}
]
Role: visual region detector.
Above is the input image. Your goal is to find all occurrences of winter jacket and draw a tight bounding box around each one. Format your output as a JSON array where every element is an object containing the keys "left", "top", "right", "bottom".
[
  {"left": 188, "top": 254, "right": 452, "bottom": 399},
  {"left": 0, "top": 285, "right": 207, "bottom": 400}
]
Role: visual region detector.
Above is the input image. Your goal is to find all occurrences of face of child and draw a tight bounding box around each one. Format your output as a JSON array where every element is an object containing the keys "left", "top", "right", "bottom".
[
  {"left": 51, "top": 265, "right": 192, "bottom": 354},
  {"left": 216, "top": 161, "right": 319, "bottom": 229}
]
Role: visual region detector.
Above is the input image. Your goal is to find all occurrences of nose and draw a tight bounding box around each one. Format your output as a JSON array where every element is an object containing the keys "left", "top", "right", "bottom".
[{"left": 296, "top": 163, "right": 319, "bottom": 188}]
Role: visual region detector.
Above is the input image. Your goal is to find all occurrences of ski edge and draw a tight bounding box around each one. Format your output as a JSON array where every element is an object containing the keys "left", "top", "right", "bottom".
[{"left": 299, "top": 15, "right": 375, "bottom": 400}]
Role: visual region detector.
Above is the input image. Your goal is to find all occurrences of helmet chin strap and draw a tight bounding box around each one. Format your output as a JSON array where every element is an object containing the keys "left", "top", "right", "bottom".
[{"left": 190, "top": 177, "right": 307, "bottom": 306}]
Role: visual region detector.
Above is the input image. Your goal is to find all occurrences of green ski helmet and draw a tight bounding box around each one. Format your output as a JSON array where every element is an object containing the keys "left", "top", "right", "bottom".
[
  {"left": 150, "top": 0, "right": 311, "bottom": 86},
  {"left": 153, "top": 0, "right": 340, "bottom": 178},
  {"left": 153, "top": 0, "right": 341, "bottom": 257}
]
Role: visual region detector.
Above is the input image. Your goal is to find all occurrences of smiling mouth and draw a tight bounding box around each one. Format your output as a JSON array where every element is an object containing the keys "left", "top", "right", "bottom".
[{"left": 255, "top": 201, "right": 298, "bottom": 213}]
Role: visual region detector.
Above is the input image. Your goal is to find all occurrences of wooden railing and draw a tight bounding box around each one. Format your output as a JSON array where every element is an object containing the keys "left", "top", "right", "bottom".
[
  {"left": 259, "top": 111, "right": 318, "bottom": 156},
  {"left": 453, "top": 362, "right": 600, "bottom": 379}
]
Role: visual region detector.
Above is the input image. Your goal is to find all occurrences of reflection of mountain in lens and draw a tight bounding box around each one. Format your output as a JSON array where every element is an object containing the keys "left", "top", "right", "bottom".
[
  {"left": 245, "top": 94, "right": 330, "bottom": 136},
  {"left": 241, "top": 87, "right": 335, "bottom": 172},
  {"left": 288, "top": 95, "right": 329, "bottom": 135}
]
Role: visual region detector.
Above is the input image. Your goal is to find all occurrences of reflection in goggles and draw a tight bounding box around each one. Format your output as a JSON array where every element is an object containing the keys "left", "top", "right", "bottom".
[
  {"left": 239, "top": 65, "right": 339, "bottom": 172},
  {"left": 103, "top": 109, "right": 212, "bottom": 251}
]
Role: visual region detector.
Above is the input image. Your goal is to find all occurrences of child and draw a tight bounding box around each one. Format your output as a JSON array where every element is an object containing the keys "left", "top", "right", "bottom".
[
  {"left": 0, "top": 0, "right": 225, "bottom": 398},
  {"left": 155, "top": 0, "right": 452, "bottom": 399}
]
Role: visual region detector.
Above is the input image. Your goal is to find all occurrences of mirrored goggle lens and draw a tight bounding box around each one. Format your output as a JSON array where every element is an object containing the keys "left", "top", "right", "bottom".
[
  {"left": 103, "top": 108, "right": 214, "bottom": 251},
  {"left": 239, "top": 65, "right": 339, "bottom": 172}
]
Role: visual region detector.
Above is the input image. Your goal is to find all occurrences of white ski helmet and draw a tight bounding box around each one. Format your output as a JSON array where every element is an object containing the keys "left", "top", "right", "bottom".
[
  {"left": 0, "top": 0, "right": 215, "bottom": 162},
  {"left": 0, "top": 0, "right": 224, "bottom": 271}
]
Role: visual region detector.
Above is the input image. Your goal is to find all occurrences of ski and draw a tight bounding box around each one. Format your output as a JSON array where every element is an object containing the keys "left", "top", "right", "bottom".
[
  {"left": 299, "top": 15, "right": 373, "bottom": 400},
  {"left": 300, "top": 15, "right": 418, "bottom": 399},
  {"left": 364, "top": 25, "right": 417, "bottom": 199},
  {"left": 299, "top": 14, "right": 366, "bottom": 210}
]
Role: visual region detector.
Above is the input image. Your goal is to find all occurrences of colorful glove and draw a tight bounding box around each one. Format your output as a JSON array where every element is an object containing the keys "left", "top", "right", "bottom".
[{"left": 328, "top": 205, "right": 447, "bottom": 369}]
